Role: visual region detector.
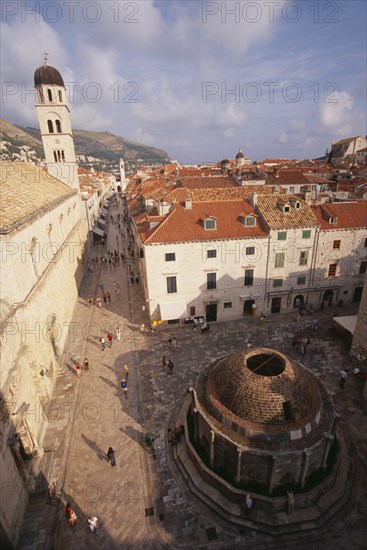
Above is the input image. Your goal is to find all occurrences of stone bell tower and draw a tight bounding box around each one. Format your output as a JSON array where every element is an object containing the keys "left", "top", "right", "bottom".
[{"left": 34, "top": 53, "right": 79, "bottom": 189}]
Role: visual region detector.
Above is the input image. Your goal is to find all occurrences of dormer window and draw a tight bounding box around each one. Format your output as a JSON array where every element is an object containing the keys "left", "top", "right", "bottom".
[
  {"left": 277, "top": 200, "right": 291, "bottom": 214},
  {"left": 290, "top": 198, "right": 301, "bottom": 210},
  {"left": 329, "top": 217, "right": 338, "bottom": 224},
  {"left": 204, "top": 217, "right": 217, "bottom": 230},
  {"left": 244, "top": 215, "right": 256, "bottom": 227}
]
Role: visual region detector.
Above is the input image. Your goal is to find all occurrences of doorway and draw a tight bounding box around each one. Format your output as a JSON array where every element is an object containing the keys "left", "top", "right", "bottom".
[
  {"left": 243, "top": 299, "right": 255, "bottom": 316},
  {"left": 271, "top": 297, "right": 281, "bottom": 313},
  {"left": 206, "top": 303, "right": 217, "bottom": 322},
  {"left": 293, "top": 295, "right": 304, "bottom": 309},
  {"left": 352, "top": 287, "right": 363, "bottom": 303},
  {"left": 322, "top": 289, "right": 334, "bottom": 306}
]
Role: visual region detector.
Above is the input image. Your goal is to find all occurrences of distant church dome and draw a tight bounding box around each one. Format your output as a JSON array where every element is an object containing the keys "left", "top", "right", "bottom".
[
  {"left": 235, "top": 149, "right": 245, "bottom": 160},
  {"left": 34, "top": 64, "right": 65, "bottom": 88}
]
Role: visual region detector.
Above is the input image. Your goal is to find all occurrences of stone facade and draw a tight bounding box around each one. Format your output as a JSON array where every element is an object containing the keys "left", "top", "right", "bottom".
[
  {"left": 0, "top": 163, "right": 87, "bottom": 545},
  {"left": 351, "top": 275, "right": 367, "bottom": 362},
  {"left": 0, "top": 59, "right": 87, "bottom": 546},
  {"left": 133, "top": 193, "right": 366, "bottom": 323}
]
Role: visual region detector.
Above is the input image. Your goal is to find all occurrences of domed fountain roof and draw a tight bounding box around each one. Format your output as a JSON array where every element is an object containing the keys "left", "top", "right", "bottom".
[{"left": 200, "top": 347, "right": 322, "bottom": 430}]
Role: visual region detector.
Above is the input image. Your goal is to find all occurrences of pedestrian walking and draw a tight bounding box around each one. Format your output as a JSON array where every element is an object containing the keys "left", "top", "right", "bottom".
[
  {"left": 65, "top": 502, "right": 77, "bottom": 527},
  {"left": 171, "top": 336, "right": 177, "bottom": 350},
  {"left": 48, "top": 481, "right": 56, "bottom": 500},
  {"left": 152, "top": 439, "right": 159, "bottom": 460},
  {"left": 96, "top": 297, "right": 102, "bottom": 308},
  {"left": 107, "top": 291, "right": 111, "bottom": 303},
  {"left": 107, "top": 333, "right": 113, "bottom": 348},
  {"left": 75, "top": 363, "right": 81, "bottom": 377},
  {"left": 87, "top": 516, "right": 99, "bottom": 534},
  {"left": 121, "top": 378, "right": 128, "bottom": 398},
  {"left": 167, "top": 359, "right": 174, "bottom": 374},
  {"left": 161, "top": 355, "right": 167, "bottom": 369},
  {"left": 300, "top": 338, "right": 310, "bottom": 355},
  {"left": 87, "top": 296, "right": 93, "bottom": 306},
  {"left": 106, "top": 446, "right": 116, "bottom": 466},
  {"left": 140, "top": 323, "right": 145, "bottom": 333},
  {"left": 245, "top": 494, "right": 253, "bottom": 515},
  {"left": 115, "top": 326, "right": 121, "bottom": 342},
  {"left": 339, "top": 369, "right": 348, "bottom": 389},
  {"left": 100, "top": 336, "right": 105, "bottom": 351},
  {"left": 260, "top": 312, "right": 266, "bottom": 321},
  {"left": 84, "top": 357, "right": 89, "bottom": 372},
  {"left": 99, "top": 281, "right": 104, "bottom": 292},
  {"left": 312, "top": 317, "right": 319, "bottom": 332},
  {"left": 123, "top": 364, "right": 129, "bottom": 380},
  {"left": 287, "top": 490, "right": 295, "bottom": 515},
  {"left": 103, "top": 292, "right": 107, "bottom": 304}
]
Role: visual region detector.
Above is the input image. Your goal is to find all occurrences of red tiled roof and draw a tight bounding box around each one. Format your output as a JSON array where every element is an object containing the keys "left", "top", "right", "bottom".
[
  {"left": 256, "top": 194, "right": 319, "bottom": 229},
  {"left": 177, "top": 175, "right": 237, "bottom": 188},
  {"left": 311, "top": 202, "right": 367, "bottom": 229},
  {"left": 266, "top": 170, "right": 310, "bottom": 185},
  {"left": 138, "top": 199, "right": 268, "bottom": 244}
]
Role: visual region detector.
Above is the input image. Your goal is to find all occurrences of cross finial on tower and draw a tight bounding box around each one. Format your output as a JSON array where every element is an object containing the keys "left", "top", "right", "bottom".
[{"left": 43, "top": 51, "right": 49, "bottom": 66}]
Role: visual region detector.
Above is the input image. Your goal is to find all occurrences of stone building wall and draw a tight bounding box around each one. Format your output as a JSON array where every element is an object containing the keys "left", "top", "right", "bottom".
[
  {"left": 351, "top": 275, "right": 367, "bottom": 361},
  {"left": 0, "top": 191, "right": 87, "bottom": 546}
]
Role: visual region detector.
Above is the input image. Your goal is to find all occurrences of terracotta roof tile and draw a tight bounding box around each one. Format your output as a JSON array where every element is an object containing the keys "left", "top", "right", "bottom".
[
  {"left": 139, "top": 199, "right": 268, "bottom": 244},
  {"left": 311, "top": 202, "right": 367, "bottom": 229},
  {"left": 256, "top": 194, "right": 319, "bottom": 229}
]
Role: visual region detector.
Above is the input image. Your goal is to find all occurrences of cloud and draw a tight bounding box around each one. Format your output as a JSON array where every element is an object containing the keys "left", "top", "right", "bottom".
[{"left": 319, "top": 91, "right": 355, "bottom": 132}]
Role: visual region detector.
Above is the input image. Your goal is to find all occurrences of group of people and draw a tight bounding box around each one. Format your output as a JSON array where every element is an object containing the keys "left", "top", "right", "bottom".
[
  {"left": 100, "top": 327, "right": 122, "bottom": 351},
  {"left": 65, "top": 502, "right": 99, "bottom": 534},
  {"left": 74, "top": 358, "right": 89, "bottom": 377}
]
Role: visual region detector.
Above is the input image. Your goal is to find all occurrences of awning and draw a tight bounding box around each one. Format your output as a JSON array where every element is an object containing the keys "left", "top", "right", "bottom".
[
  {"left": 97, "top": 218, "right": 106, "bottom": 225},
  {"left": 101, "top": 208, "right": 109, "bottom": 216},
  {"left": 159, "top": 301, "right": 187, "bottom": 321},
  {"left": 333, "top": 315, "right": 357, "bottom": 335},
  {"left": 93, "top": 227, "right": 104, "bottom": 237}
]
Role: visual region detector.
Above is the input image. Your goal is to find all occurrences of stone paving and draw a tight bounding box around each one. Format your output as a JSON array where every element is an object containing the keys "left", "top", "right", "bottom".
[{"left": 17, "top": 200, "right": 367, "bottom": 550}]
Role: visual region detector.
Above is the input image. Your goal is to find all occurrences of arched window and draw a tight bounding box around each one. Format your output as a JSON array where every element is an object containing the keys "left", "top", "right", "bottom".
[
  {"left": 58, "top": 90, "right": 62, "bottom": 102},
  {"left": 61, "top": 150, "right": 65, "bottom": 161},
  {"left": 55, "top": 120, "right": 62, "bottom": 133},
  {"left": 47, "top": 88, "right": 52, "bottom": 101},
  {"left": 57, "top": 150, "right": 61, "bottom": 162},
  {"left": 47, "top": 120, "right": 54, "bottom": 133},
  {"left": 53, "top": 151, "right": 57, "bottom": 162},
  {"left": 38, "top": 89, "right": 44, "bottom": 102}
]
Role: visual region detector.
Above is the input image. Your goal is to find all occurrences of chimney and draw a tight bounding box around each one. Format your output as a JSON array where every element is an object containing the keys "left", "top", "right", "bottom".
[
  {"left": 274, "top": 167, "right": 279, "bottom": 178},
  {"left": 184, "top": 199, "right": 192, "bottom": 210},
  {"left": 250, "top": 192, "right": 258, "bottom": 207}
]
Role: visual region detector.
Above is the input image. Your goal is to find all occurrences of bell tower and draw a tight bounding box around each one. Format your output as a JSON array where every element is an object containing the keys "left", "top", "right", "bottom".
[{"left": 34, "top": 53, "right": 79, "bottom": 189}]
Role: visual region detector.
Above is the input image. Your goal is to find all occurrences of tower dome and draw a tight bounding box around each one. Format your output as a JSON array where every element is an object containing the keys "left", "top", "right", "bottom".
[
  {"left": 235, "top": 148, "right": 245, "bottom": 160},
  {"left": 34, "top": 64, "right": 65, "bottom": 88}
]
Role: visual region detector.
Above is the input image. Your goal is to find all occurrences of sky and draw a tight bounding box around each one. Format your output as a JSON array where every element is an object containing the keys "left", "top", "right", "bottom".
[{"left": 1, "top": 0, "right": 366, "bottom": 164}]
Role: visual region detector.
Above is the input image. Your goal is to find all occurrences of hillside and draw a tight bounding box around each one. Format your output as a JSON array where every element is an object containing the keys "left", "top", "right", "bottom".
[{"left": 0, "top": 118, "right": 170, "bottom": 171}]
